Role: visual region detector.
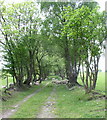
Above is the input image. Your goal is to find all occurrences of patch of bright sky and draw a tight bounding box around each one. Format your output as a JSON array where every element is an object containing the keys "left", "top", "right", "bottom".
[
  {"left": 4, "top": 0, "right": 106, "bottom": 11},
  {"left": 95, "top": 0, "right": 106, "bottom": 11}
]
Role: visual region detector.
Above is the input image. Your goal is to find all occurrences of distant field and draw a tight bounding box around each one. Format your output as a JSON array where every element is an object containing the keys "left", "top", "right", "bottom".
[
  {"left": 1, "top": 72, "right": 105, "bottom": 91},
  {"left": 0, "top": 76, "right": 14, "bottom": 89},
  {"left": 96, "top": 72, "right": 105, "bottom": 91},
  {"left": 78, "top": 72, "right": 105, "bottom": 92}
]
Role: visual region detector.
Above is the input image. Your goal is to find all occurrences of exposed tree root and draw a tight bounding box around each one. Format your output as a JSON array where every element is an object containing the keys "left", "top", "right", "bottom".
[
  {"left": 67, "top": 81, "right": 83, "bottom": 88},
  {"left": 84, "top": 91, "right": 107, "bottom": 101},
  {"left": 91, "top": 91, "right": 107, "bottom": 100}
]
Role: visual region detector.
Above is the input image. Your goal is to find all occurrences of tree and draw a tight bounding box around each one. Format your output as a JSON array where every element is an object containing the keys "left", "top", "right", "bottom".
[
  {"left": 62, "top": 5, "right": 106, "bottom": 92},
  {"left": 40, "top": 2, "right": 82, "bottom": 86},
  {"left": 0, "top": 1, "right": 59, "bottom": 86},
  {"left": 0, "top": 1, "right": 42, "bottom": 86}
]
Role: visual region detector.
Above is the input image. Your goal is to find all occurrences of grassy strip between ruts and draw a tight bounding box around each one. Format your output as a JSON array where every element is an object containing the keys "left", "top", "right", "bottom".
[
  {"left": 2, "top": 81, "right": 48, "bottom": 112},
  {"left": 55, "top": 85, "right": 105, "bottom": 118},
  {"left": 11, "top": 83, "right": 53, "bottom": 118}
]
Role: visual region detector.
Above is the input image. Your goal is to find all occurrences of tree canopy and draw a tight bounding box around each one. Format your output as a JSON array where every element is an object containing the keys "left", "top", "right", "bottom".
[{"left": 0, "top": 1, "right": 106, "bottom": 92}]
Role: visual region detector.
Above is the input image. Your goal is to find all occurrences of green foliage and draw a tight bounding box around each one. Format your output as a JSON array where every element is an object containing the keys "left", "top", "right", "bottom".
[
  {"left": 62, "top": 5, "right": 106, "bottom": 58},
  {"left": 61, "top": 4, "right": 106, "bottom": 91},
  {"left": 0, "top": 1, "right": 55, "bottom": 86},
  {"left": 0, "top": 1, "right": 106, "bottom": 90}
]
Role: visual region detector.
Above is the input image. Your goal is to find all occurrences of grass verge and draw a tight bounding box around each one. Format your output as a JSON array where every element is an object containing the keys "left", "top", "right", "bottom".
[{"left": 55, "top": 85, "right": 105, "bottom": 118}]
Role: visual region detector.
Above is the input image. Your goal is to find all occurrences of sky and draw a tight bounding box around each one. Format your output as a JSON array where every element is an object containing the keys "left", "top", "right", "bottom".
[
  {"left": 0, "top": 0, "right": 106, "bottom": 71},
  {"left": 95, "top": 0, "right": 107, "bottom": 11},
  {"left": 4, "top": 0, "right": 107, "bottom": 11}
]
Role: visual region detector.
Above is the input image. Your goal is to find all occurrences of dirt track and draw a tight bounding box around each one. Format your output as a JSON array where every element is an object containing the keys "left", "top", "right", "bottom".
[
  {"left": 37, "top": 87, "right": 57, "bottom": 118},
  {"left": 2, "top": 83, "right": 49, "bottom": 118}
]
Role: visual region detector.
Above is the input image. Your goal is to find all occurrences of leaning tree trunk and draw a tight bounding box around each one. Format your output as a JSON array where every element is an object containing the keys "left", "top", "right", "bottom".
[
  {"left": 38, "top": 64, "right": 42, "bottom": 83},
  {"left": 92, "top": 56, "right": 100, "bottom": 90},
  {"left": 24, "top": 67, "right": 33, "bottom": 85},
  {"left": 24, "top": 51, "right": 34, "bottom": 85}
]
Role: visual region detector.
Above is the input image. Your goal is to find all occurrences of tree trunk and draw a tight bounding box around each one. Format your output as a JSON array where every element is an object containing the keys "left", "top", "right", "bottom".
[
  {"left": 6, "top": 76, "right": 8, "bottom": 88},
  {"left": 92, "top": 56, "right": 99, "bottom": 89},
  {"left": 24, "top": 51, "right": 34, "bottom": 85},
  {"left": 64, "top": 39, "right": 77, "bottom": 84}
]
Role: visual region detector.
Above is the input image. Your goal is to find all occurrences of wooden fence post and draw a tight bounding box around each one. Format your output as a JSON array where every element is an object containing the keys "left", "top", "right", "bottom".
[{"left": 6, "top": 75, "right": 8, "bottom": 88}]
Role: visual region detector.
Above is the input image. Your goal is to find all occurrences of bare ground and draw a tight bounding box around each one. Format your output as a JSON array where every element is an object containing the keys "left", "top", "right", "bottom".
[{"left": 37, "top": 87, "right": 57, "bottom": 118}]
